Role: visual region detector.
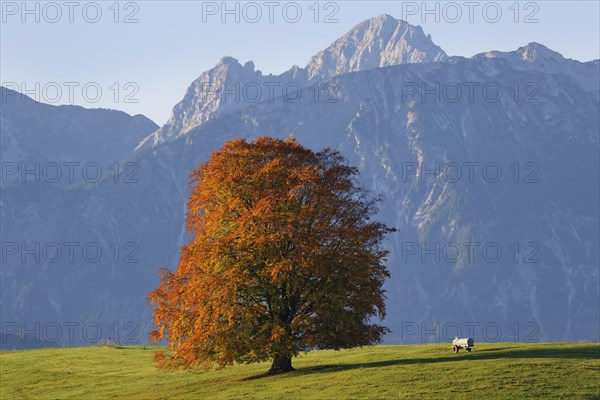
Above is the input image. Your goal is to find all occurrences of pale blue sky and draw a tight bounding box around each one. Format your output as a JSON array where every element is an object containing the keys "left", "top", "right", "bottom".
[{"left": 2, "top": 1, "right": 599, "bottom": 124}]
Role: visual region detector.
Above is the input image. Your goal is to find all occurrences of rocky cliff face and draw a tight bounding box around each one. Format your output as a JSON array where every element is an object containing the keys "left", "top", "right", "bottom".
[
  {"left": 138, "top": 14, "right": 447, "bottom": 149},
  {"left": 2, "top": 15, "right": 598, "bottom": 348},
  {"left": 306, "top": 14, "right": 448, "bottom": 79}
]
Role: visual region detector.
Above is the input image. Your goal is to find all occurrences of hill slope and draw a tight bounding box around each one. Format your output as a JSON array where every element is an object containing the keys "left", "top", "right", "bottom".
[{"left": 1, "top": 343, "right": 598, "bottom": 399}]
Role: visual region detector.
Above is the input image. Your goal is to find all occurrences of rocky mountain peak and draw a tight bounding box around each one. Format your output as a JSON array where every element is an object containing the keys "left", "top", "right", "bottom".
[
  {"left": 138, "top": 15, "right": 451, "bottom": 150},
  {"left": 305, "top": 14, "right": 448, "bottom": 80},
  {"left": 478, "top": 42, "right": 564, "bottom": 63},
  {"left": 137, "top": 56, "right": 263, "bottom": 149},
  {"left": 517, "top": 42, "right": 564, "bottom": 62}
]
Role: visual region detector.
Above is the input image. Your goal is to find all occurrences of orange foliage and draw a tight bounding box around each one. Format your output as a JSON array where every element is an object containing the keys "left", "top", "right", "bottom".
[{"left": 148, "top": 136, "right": 394, "bottom": 372}]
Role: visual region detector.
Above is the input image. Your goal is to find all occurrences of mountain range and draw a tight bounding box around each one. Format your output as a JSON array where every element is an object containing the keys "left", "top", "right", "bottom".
[{"left": 1, "top": 14, "right": 598, "bottom": 348}]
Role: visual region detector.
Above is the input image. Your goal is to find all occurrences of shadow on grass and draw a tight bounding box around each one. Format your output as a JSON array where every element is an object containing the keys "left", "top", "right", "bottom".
[
  {"left": 235, "top": 344, "right": 600, "bottom": 381},
  {"left": 241, "top": 372, "right": 273, "bottom": 381},
  {"left": 289, "top": 345, "right": 600, "bottom": 377}
]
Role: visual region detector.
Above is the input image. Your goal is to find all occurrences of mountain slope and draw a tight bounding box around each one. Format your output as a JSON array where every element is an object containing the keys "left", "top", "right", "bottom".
[
  {"left": 1, "top": 87, "right": 158, "bottom": 185},
  {"left": 127, "top": 53, "right": 599, "bottom": 340}
]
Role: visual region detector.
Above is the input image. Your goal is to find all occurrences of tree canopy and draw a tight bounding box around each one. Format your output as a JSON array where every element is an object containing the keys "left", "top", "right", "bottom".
[{"left": 148, "top": 136, "right": 394, "bottom": 374}]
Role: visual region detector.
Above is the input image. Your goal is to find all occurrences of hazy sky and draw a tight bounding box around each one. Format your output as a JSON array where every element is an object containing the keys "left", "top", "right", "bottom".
[{"left": 2, "top": 1, "right": 599, "bottom": 124}]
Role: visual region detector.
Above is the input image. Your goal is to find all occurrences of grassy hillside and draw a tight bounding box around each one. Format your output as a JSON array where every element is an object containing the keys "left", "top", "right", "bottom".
[{"left": 1, "top": 343, "right": 599, "bottom": 399}]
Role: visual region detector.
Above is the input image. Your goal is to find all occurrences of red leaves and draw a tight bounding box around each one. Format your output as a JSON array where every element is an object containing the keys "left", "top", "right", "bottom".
[{"left": 148, "top": 136, "right": 394, "bottom": 371}]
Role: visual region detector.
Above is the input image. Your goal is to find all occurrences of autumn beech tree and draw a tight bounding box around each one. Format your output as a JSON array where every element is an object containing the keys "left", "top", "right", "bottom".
[{"left": 148, "top": 136, "right": 394, "bottom": 374}]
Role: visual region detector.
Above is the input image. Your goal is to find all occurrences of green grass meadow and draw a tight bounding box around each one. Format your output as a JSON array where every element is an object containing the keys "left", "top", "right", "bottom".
[{"left": 1, "top": 343, "right": 599, "bottom": 399}]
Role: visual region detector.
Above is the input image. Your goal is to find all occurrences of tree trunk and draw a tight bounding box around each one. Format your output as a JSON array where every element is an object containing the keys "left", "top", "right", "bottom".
[{"left": 268, "top": 354, "right": 294, "bottom": 374}]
